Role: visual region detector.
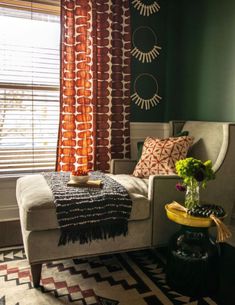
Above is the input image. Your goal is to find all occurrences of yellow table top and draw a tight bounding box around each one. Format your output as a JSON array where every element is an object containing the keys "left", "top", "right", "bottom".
[{"left": 165, "top": 203, "right": 215, "bottom": 228}]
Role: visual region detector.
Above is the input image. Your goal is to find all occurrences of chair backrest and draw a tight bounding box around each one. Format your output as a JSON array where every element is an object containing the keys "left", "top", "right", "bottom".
[{"left": 170, "top": 120, "right": 229, "bottom": 170}]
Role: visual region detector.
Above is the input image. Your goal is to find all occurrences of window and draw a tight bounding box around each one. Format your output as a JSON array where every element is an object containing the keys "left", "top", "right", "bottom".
[{"left": 0, "top": 0, "right": 60, "bottom": 175}]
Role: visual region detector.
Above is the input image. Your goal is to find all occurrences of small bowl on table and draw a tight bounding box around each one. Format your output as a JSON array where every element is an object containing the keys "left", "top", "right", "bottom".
[{"left": 70, "top": 170, "right": 89, "bottom": 184}]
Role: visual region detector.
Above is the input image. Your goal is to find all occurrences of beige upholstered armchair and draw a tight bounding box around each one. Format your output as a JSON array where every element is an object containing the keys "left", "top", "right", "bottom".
[
  {"left": 111, "top": 120, "right": 235, "bottom": 246},
  {"left": 16, "top": 120, "right": 235, "bottom": 287}
]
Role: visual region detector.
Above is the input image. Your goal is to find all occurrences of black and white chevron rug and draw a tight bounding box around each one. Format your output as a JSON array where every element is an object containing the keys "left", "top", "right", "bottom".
[{"left": 0, "top": 246, "right": 219, "bottom": 305}]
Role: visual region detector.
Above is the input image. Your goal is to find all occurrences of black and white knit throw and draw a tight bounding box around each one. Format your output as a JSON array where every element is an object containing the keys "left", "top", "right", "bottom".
[{"left": 42, "top": 171, "right": 132, "bottom": 245}]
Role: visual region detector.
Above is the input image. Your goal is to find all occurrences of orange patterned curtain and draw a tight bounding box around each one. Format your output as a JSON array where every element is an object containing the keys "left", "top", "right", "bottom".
[{"left": 56, "top": 0, "right": 131, "bottom": 172}]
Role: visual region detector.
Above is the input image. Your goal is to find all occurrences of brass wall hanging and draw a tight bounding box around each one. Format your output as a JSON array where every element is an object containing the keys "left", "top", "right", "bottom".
[
  {"left": 131, "top": 73, "right": 162, "bottom": 110},
  {"left": 131, "top": 26, "right": 161, "bottom": 63},
  {"left": 131, "top": 0, "right": 160, "bottom": 16}
]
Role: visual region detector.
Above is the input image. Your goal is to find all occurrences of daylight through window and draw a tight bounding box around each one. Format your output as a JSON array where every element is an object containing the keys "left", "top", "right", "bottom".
[{"left": 0, "top": 0, "right": 60, "bottom": 174}]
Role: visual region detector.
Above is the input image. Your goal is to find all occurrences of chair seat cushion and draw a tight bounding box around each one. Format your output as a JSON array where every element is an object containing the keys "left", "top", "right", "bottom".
[{"left": 16, "top": 173, "right": 150, "bottom": 232}]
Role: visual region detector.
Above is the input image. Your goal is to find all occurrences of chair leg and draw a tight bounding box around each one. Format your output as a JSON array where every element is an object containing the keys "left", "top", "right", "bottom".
[{"left": 30, "top": 263, "right": 42, "bottom": 288}]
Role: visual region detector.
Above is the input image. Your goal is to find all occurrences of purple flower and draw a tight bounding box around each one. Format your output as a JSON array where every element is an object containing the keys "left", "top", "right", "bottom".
[
  {"left": 194, "top": 164, "right": 206, "bottom": 182},
  {"left": 194, "top": 169, "right": 205, "bottom": 182},
  {"left": 175, "top": 183, "right": 186, "bottom": 192}
]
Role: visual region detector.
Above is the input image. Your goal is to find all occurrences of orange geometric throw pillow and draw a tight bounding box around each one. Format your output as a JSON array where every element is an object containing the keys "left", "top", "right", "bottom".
[{"left": 133, "top": 136, "right": 194, "bottom": 178}]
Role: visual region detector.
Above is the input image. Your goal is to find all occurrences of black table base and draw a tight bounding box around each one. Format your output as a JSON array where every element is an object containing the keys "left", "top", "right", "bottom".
[{"left": 166, "top": 225, "right": 220, "bottom": 297}]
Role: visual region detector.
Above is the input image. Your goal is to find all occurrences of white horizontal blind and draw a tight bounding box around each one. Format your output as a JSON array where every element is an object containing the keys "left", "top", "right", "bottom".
[
  {"left": 0, "top": 1, "right": 60, "bottom": 174},
  {"left": 0, "top": 0, "right": 60, "bottom": 15}
]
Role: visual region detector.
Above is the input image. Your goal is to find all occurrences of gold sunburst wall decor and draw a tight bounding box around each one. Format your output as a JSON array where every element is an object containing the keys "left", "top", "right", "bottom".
[
  {"left": 131, "top": 0, "right": 160, "bottom": 16},
  {"left": 131, "top": 26, "right": 161, "bottom": 63},
  {"left": 131, "top": 73, "right": 162, "bottom": 110}
]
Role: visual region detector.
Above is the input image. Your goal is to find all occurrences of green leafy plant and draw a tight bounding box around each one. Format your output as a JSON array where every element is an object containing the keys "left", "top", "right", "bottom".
[{"left": 175, "top": 157, "right": 215, "bottom": 189}]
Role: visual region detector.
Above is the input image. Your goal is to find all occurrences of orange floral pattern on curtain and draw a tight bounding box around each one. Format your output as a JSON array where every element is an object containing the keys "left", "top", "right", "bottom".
[{"left": 56, "top": 0, "right": 131, "bottom": 172}]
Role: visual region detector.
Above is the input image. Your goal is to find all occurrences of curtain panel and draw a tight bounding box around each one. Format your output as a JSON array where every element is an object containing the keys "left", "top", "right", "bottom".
[{"left": 57, "top": 0, "right": 131, "bottom": 172}]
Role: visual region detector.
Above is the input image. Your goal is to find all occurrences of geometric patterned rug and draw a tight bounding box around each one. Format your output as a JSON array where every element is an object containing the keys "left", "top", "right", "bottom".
[{"left": 0, "top": 246, "right": 218, "bottom": 305}]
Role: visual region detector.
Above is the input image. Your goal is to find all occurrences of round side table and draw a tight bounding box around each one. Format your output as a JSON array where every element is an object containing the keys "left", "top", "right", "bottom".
[{"left": 165, "top": 204, "right": 220, "bottom": 297}]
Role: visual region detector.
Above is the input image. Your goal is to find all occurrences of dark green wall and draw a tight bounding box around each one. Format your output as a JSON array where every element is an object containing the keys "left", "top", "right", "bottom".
[
  {"left": 131, "top": 0, "right": 235, "bottom": 122},
  {"left": 166, "top": 0, "right": 235, "bottom": 122}
]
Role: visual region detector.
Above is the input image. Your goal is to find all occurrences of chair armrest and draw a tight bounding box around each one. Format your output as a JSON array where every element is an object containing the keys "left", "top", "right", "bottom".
[
  {"left": 110, "top": 159, "right": 137, "bottom": 174},
  {"left": 148, "top": 174, "right": 185, "bottom": 247}
]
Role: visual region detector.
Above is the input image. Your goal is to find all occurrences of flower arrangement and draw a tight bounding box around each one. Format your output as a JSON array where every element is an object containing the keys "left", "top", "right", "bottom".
[
  {"left": 175, "top": 157, "right": 215, "bottom": 188},
  {"left": 171, "top": 158, "right": 232, "bottom": 242},
  {"left": 175, "top": 157, "right": 215, "bottom": 209}
]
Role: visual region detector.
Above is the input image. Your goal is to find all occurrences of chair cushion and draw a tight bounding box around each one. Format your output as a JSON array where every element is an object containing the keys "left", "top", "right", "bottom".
[
  {"left": 133, "top": 136, "right": 194, "bottom": 178},
  {"left": 16, "top": 173, "right": 150, "bottom": 232}
]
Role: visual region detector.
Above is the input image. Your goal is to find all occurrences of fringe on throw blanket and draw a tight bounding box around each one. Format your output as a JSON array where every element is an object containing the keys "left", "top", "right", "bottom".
[{"left": 43, "top": 172, "right": 132, "bottom": 245}]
